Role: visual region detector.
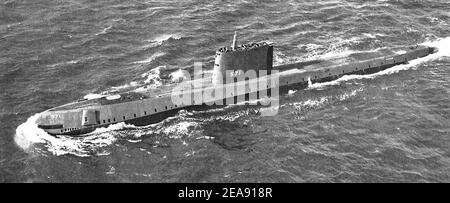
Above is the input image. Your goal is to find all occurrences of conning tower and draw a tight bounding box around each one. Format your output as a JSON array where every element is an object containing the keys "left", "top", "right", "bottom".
[{"left": 212, "top": 32, "right": 274, "bottom": 85}]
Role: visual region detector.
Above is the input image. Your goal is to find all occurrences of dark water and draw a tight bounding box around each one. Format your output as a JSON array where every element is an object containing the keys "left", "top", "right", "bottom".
[{"left": 1, "top": 0, "right": 450, "bottom": 182}]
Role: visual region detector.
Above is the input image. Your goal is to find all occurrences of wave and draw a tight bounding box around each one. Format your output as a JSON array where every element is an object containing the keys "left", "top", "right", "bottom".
[
  {"left": 316, "top": 49, "right": 357, "bottom": 60},
  {"left": 169, "top": 69, "right": 189, "bottom": 83},
  {"left": 47, "top": 60, "right": 80, "bottom": 68},
  {"left": 293, "top": 96, "right": 329, "bottom": 110},
  {"left": 117, "top": 66, "right": 191, "bottom": 93},
  {"left": 14, "top": 113, "right": 136, "bottom": 157},
  {"left": 90, "top": 122, "right": 136, "bottom": 134},
  {"left": 160, "top": 121, "right": 199, "bottom": 139},
  {"left": 94, "top": 18, "right": 125, "bottom": 36},
  {"left": 47, "top": 56, "right": 98, "bottom": 68},
  {"left": 99, "top": 66, "right": 164, "bottom": 94},
  {"left": 288, "top": 37, "right": 368, "bottom": 64},
  {"left": 273, "top": 51, "right": 287, "bottom": 66},
  {"left": 82, "top": 64, "right": 181, "bottom": 98},
  {"left": 312, "top": 36, "right": 365, "bottom": 59},
  {"left": 283, "top": 87, "right": 364, "bottom": 113},
  {"left": 143, "top": 34, "right": 182, "bottom": 48},
  {"left": 141, "top": 66, "right": 162, "bottom": 84},
  {"left": 132, "top": 66, "right": 165, "bottom": 92},
  {"left": 362, "top": 33, "right": 385, "bottom": 39},
  {"left": 150, "top": 34, "right": 182, "bottom": 42},
  {"left": 14, "top": 79, "right": 366, "bottom": 158},
  {"left": 13, "top": 109, "right": 204, "bottom": 157},
  {"left": 132, "top": 52, "right": 166, "bottom": 64},
  {"left": 95, "top": 25, "right": 113, "bottom": 36}
]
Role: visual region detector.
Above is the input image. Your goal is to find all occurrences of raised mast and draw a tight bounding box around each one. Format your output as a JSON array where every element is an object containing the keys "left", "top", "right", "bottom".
[{"left": 232, "top": 31, "right": 237, "bottom": 50}]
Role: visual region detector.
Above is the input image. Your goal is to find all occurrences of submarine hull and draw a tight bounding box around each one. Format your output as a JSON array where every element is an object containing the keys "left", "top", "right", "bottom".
[{"left": 35, "top": 44, "right": 438, "bottom": 136}]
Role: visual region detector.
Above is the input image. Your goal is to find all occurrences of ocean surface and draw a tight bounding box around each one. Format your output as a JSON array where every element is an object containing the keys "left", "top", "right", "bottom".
[{"left": 1, "top": 0, "right": 449, "bottom": 182}]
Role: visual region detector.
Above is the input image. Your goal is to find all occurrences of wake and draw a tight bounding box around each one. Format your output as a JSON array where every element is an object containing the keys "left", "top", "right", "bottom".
[
  {"left": 14, "top": 37, "right": 449, "bottom": 157},
  {"left": 307, "top": 37, "right": 450, "bottom": 90},
  {"left": 14, "top": 113, "right": 134, "bottom": 157}
]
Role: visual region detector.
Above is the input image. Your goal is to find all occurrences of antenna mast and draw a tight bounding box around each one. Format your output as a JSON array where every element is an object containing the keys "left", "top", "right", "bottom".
[{"left": 232, "top": 31, "right": 237, "bottom": 50}]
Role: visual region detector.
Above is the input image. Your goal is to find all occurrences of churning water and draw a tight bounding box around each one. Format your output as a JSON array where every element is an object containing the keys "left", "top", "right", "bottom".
[{"left": 1, "top": 0, "right": 449, "bottom": 182}]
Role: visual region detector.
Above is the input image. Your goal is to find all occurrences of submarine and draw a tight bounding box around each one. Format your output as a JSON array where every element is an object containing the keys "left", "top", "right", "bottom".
[{"left": 35, "top": 32, "right": 438, "bottom": 136}]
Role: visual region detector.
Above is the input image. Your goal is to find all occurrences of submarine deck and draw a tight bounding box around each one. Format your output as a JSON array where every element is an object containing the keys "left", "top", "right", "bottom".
[{"left": 48, "top": 45, "right": 428, "bottom": 112}]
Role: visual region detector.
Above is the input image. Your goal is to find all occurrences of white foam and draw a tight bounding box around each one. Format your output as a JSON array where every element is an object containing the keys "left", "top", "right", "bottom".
[
  {"left": 14, "top": 113, "right": 48, "bottom": 150},
  {"left": 107, "top": 66, "right": 165, "bottom": 94},
  {"left": 106, "top": 166, "right": 116, "bottom": 175},
  {"left": 48, "top": 60, "right": 80, "bottom": 68},
  {"left": 421, "top": 37, "right": 450, "bottom": 58},
  {"left": 95, "top": 25, "right": 112, "bottom": 36},
  {"left": 307, "top": 76, "right": 313, "bottom": 87},
  {"left": 144, "top": 34, "right": 182, "bottom": 48},
  {"left": 133, "top": 52, "right": 165, "bottom": 64},
  {"left": 90, "top": 122, "right": 136, "bottom": 134},
  {"left": 127, "top": 139, "right": 142, "bottom": 143},
  {"left": 106, "top": 95, "right": 121, "bottom": 100},
  {"left": 149, "top": 34, "right": 182, "bottom": 42},
  {"left": 273, "top": 51, "right": 287, "bottom": 66},
  {"left": 291, "top": 96, "right": 330, "bottom": 110},
  {"left": 338, "top": 88, "right": 364, "bottom": 101},
  {"left": 84, "top": 65, "right": 167, "bottom": 95},
  {"left": 14, "top": 108, "right": 204, "bottom": 157},
  {"left": 141, "top": 66, "right": 164, "bottom": 88},
  {"left": 287, "top": 90, "right": 297, "bottom": 95},
  {"left": 109, "top": 82, "right": 135, "bottom": 92},
  {"left": 363, "top": 33, "right": 376, "bottom": 39},
  {"left": 184, "top": 150, "right": 196, "bottom": 157},
  {"left": 283, "top": 88, "right": 363, "bottom": 111},
  {"left": 427, "top": 16, "right": 444, "bottom": 24},
  {"left": 394, "top": 50, "right": 407, "bottom": 54},
  {"left": 196, "top": 136, "right": 214, "bottom": 140},
  {"left": 162, "top": 121, "right": 198, "bottom": 138},
  {"left": 304, "top": 43, "right": 325, "bottom": 51},
  {"left": 169, "top": 69, "right": 189, "bottom": 83},
  {"left": 83, "top": 93, "right": 105, "bottom": 100},
  {"left": 14, "top": 114, "right": 135, "bottom": 157},
  {"left": 307, "top": 37, "right": 450, "bottom": 90},
  {"left": 313, "top": 36, "right": 364, "bottom": 60},
  {"left": 318, "top": 48, "right": 357, "bottom": 60},
  {"left": 297, "top": 38, "right": 386, "bottom": 63}
]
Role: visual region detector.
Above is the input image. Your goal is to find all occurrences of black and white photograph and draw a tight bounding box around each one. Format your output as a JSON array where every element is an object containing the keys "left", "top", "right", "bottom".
[{"left": 0, "top": 0, "right": 449, "bottom": 188}]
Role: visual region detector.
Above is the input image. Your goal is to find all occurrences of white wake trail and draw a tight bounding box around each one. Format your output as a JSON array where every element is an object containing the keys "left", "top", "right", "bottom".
[{"left": 307, "top": 37, "right": 450, "bottom": 90}]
